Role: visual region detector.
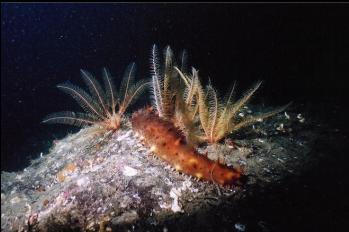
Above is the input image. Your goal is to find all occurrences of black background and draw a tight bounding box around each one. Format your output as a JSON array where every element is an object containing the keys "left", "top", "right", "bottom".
[{"left": 1, "top": 3, "right": 348, "bottom": 171}]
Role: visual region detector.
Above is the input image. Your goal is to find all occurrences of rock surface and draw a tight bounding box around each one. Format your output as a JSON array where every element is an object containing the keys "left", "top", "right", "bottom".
[{"left": 1, "top": 107, "right": 346, "bottom": 232}]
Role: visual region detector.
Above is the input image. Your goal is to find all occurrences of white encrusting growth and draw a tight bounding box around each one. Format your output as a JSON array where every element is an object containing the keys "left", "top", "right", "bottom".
[{"left": 122, "top": 166, "right": 138, "bottom": 177}]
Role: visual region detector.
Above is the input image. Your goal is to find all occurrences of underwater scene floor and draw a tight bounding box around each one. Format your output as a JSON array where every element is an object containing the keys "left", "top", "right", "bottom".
[{"left": 1, "top": 105, "right": 348, "bottom": 232}]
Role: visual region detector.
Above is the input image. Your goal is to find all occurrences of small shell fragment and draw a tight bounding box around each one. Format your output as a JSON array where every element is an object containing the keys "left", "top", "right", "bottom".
[
  {"left": 122, "top": 166, "right": 138, "bottom": 177},
  {"left": 256, "top": 118, "right": 263, "bottom": 122},
  {"left": 297, "top": 114, "right": 305, "bottom": 123},
  {"left": 284, "top": 111, "right": 290, "bottom": 119},
  {"left": 234, "top": 223, "right": 246, "bottom": 231},
  {"left": 276, "top": 123, "right": 285, "bottom": 132}
]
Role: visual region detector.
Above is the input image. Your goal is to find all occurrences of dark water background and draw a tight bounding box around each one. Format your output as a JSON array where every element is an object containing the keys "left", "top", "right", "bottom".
[
  {"left": 1, "top": 3, "right": 348, "bottom": 171},
  {"left": 1, "top": 4, "right": 349, "bottom": 232}
]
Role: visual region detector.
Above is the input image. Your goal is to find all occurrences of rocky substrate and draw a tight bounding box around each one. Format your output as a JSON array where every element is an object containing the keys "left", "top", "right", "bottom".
[{"left": 1, "top": 107, "right": 346, "bottom": 232}]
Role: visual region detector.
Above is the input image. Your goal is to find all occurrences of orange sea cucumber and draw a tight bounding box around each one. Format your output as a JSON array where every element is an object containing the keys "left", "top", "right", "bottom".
[{"left": 131, "top": 108, "right": 242, "bottom": 186}]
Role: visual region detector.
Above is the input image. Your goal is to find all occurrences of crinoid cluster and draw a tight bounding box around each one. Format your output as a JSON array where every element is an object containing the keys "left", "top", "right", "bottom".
[
  {"left": 150, "top": 45, "right": 290, "bottom": 145},
  {"left": 43, "top": 45, "right": 289, "bottom": 186},
  {"left": 130, "top": 44, "right": 290, "bottom": 186},
  {"left": 42, "top": 63, "right": 148, "bottom": 131}
]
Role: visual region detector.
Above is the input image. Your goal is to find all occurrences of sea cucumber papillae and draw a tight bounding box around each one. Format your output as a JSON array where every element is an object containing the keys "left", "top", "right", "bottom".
[{"left": 131, "top": 108, "right": 242, "bottom": 186}]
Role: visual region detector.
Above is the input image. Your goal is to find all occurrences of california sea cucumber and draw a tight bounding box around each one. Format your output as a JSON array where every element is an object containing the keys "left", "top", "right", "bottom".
[{"left": 131, "top": 108, "right": 242, "bottom": 186}]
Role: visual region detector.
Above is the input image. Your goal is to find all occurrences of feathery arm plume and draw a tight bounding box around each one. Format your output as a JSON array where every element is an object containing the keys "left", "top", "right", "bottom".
[
  {"left": 42, "top": 111, "right": 96, "bottom": 127},
  {"left": 230, "top": 102, "right": 292, "bottom": 132},
  {"left": 116, "top": 63, "right": 149, "bottom": 127},
  {"left": 227, "top": 81, "right": 262, "bottom": 120},
  {"left": 57, "top": 82, "right": 106, "bottom": 120},
  {"left": 43, "top": 63, "right": 148, "bottom": 131},
  {"left": 80, "top": 69, "right": 109, "bottom": 117},
  {"left": 150, "top": 44, "right": 164, "bottom": 116},
  {"left": 102, "top": 67, "right": 118, "bottom": 115}
]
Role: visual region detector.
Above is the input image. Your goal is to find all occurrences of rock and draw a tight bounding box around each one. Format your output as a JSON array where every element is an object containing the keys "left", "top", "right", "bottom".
[
  {"left": 122, "top": 166, "right": 138, "bottom": 177},
  {"left": 234, "top": 223, "right": 246, "bottom": 231},
  {"left": 111, "top": 210, "right": 139, "bottom": 225}
]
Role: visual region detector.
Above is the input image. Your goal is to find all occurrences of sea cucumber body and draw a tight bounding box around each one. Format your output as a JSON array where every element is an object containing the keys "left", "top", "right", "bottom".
[{"left": 131, "top": 108, "right": 241, "bottom": 186}]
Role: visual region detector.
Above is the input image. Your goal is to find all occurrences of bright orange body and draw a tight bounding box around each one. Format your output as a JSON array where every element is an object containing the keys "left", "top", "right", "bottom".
[{"left": 131, "top": 108, "right": 242, "bottom": 186}]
